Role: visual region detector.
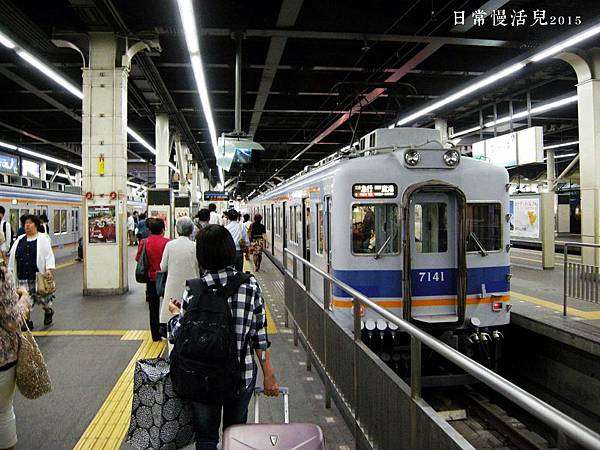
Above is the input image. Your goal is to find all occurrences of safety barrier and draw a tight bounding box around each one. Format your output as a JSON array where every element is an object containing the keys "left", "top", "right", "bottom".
[
  {"left": 283, "top": 248, "right": 600, "bottom": 450},
  {"left": 563, "top": 242, "right": 600, "bottom": 315}
]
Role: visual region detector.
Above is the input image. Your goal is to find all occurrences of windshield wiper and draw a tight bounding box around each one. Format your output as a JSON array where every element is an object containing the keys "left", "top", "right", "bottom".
[
  {"left": 374, "top": 229, "right": 398, "bottom": 259},
  {"left": 469, "top": 231, "right": 488, "bottom": 257}
]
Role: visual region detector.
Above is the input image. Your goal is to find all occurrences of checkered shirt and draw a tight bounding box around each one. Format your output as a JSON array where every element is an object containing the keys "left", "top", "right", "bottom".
[{"left": 168, "top": 267, "right": 270, "bottom": 388}]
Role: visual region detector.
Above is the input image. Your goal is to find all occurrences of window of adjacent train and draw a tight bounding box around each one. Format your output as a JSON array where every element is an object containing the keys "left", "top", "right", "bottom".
[
  {"left": 351, "top": 204, "right": 399, "bottom": 255},
  {"left": 414, "top": 203, "right": 447, "bottom": 253},
  {"left": 316, "top": 203, "right": 324, "bottom": 255},
  {"left": 53, "top": 210, "right": 60, "bottom": 233},
  {"left": 60, "top": 209, "right": 67, "bottom": 233},
  {"left": 466, "top": 203, "right": 501, "bottom": 252}
]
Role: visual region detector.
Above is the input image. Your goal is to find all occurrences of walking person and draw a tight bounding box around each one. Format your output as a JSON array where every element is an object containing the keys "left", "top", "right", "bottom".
[
  {"left": 0, "top": 265, "right": 30, "bottom": 450},
  {"left": 136, "top": 213, "right": 149, "bottom": 242},
  {"left": 135, "top": 218, "right": 169, "bottom": 341},
  {"left": 223, "top": 210, "right": 248, "bottom": 272},
  {"left": 159, "top": 217, "right": 199, "bottom": 327},
  {"left": 8, "top": 215, "right": 55, "bottom": 328},
  {"left": 38, "top": 214, "right": 50, "bottom": 235},
  {"left": 0, "top": 206, "right": 12, "bottom": 263},
  {"left": 191, "top": 208, "right": 210, "bottom": 241},
  {"left": 208, "top": 203, "right": 221, "bottom": 225},
  {"left": 248, "top": 214, "right": 268, "bottom": 272},
  {"left": 126, "top": 212, "right": 136, "bottom": 246},
  {"left": 167, "top": 225, "right": 279, "bottom": 450}
]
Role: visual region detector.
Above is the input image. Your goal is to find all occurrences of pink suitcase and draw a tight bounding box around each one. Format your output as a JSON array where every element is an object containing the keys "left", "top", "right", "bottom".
[{"left": 222, "top": 387, "right": 325, "bottom": 450}]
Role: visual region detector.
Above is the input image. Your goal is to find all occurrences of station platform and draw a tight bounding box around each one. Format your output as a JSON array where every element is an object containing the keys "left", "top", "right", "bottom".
[{"left": 13, "top": 249, "right": 354, "bottom": 450}]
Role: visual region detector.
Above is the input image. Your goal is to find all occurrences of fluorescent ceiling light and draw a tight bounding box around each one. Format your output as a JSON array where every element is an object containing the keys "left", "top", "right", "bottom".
[
  {"left": 0, "top": 140, "right": 17, "bottom": 150},
  {"left": 17, "top": 50, "right": 83, "bottom": 99},
  {"left": 544, "top": 141, "right": 579, "bottom": 150},
  {"left": 0, "top": 31, "right": 15, "bottom": 49},
  {"left": 18, "top": 147, "right": 82, "bottom": 171},
  {"left": 483, "top": 95, "right": 577, "bottom": 128},
  {"left": 126, "top": 127, "right": 156, "bottom": 155},
  {"left": 545, "top": 152, "right": 578, "bottom": 160},
  {"left": 450, "top": 125, "right": 481, "bottom": 138},
  {"left": 532, "top": 24, "right": 600, "bottom": 62},
  {"left": 397, "top": 63, "right": 524, "bottom": 126}
]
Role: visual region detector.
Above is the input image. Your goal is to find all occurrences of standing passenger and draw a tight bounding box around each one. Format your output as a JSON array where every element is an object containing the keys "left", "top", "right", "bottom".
[
  {"left": 167, "top": 225, "right": 278, "bottom": 450},
  {"left": 135, "top": 218, "right": 169, "bottom": 341},
  {"left": 38, "top": 214, "right": 50, "bottom": 235},
  {"left": 0, "top": 265, "right": 30, "bottom": 450},
  {"left": 249, "top": 214, "right": 268, "bottom": 272},
  {"left": 136, "top": 213, "right": 149, "bottom": 241},
  {"left": 0, "top": 206, "right": 12, "bottom": 261},
  {"left": 15, "top": 215, "right": 26, "bottom": 239},
  {"left": 126, "top": 212, "right": 136, "bottom": 246},
  {"left": 8, "top": 215, "right": 56, "bottom": 328},
  {"left": 191, "top": 208, "right": 210, "bottom": 242},
  {"left": 208, "top": 203, "right": 221, "bottom": 225},
  {"left": 159, "top": 217, "right": 199, "bottom": 326},
  {"left": 223, "top": 210, "right": 248, "bottom": 272}
]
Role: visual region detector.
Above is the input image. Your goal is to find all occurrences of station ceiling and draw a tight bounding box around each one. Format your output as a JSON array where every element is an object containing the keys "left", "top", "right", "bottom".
[{"left": 0, "top": 0, "right": 599, "bottom": 196}]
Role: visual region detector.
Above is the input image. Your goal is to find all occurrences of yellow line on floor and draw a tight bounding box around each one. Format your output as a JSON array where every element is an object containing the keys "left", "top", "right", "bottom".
[
  {"left": 73, "top": 330, "right": 165, "bottom": 450},
  {"left": 31, "top": 330, "right": 128, "bottom": 337},
  {"left": 265, "top": 302, "right": 278, "bottom": 335},
  {"left": 511, "top": 290, "right": 600, "bottom": 319},
  {"left": 55, "top": 259, "right": 78, "bottom": 270}
]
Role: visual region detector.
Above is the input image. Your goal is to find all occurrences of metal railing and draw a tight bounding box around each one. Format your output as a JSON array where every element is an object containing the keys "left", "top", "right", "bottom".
[
  {"left": 563, "top": 242, "right": 600, "bottom": 315},
  {"left": 283, "top": 248, "right": 600, "bottom": 450}
]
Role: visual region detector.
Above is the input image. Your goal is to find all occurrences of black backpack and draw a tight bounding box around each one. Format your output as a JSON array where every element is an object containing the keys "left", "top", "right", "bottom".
[{"left": 170, "top": 272, "right": 251, "bottom": 404}]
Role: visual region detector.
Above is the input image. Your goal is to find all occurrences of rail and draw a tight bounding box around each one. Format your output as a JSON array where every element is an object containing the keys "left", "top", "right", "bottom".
[
  {"left": 283, "top": 248, "right": 600, "bottom": 450},
  {"left": 563, "top": 242, "right": 600, "bottom": 315}
]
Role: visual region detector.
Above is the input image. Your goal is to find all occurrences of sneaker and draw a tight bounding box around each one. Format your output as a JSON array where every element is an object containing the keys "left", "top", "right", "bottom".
[{"left": 44, "top": 308, "right": 54, "bottom": 325}]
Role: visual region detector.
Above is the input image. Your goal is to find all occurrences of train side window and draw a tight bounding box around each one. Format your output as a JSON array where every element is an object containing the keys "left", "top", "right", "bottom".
[
  {"left": 60, "top": 209, "right": 67, "bottom": 233},
  {"left": 53, "top": 210, "right": 60, "bottom": 234},
  {"left": 415, "top": 203, "right": 447, "bottom": 253},
  {"left": 466, "top": 203, "right": 501, "bottom": 252},
  {"left": 316, "top": 203, "right": 324, "bottom": 255},
  {"left": 351, "top": 204, "right": 399, "bottom": 255},
  {"left": 9, "top": 209, "right": 18, "bottom": 235}
]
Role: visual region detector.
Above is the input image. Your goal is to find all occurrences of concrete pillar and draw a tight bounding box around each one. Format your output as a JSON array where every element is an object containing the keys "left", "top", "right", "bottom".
[
  {"left": 155, "top": 113, "right": 170, "bottom": 189},
  {"left": 175, "top": 137, "right": 189, "bottom": 195},
  {"left": 560, "top": 49, "right": 600, "bottom": 265},
  {"left": 541, "top": 148, "right": 556, "bottom": 269},
  {"left": 434, "top": 118, "right": 449, "bottom": 143},
  {"left": 82, "top": 32, "right": 129, "bottom": 295},
  {"left": 75, "top": 170, "right": 82, "bottom": 187},
  {"left": 40, "top": 162, "right": 46, "bottom": 181},
  {"left": 191, "top": 163, "right": 198, "bottom": 203}
]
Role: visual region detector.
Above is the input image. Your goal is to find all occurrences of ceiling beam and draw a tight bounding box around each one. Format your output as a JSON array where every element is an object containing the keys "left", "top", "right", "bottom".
[
  {"left": 195, "top": 28, "right": 522, "bottom": 48},
  {"left": 248, "top": 0, "right": 304, "bottom": 136}
]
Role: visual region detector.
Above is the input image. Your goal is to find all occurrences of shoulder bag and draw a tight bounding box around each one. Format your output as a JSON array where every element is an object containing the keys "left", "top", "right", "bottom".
[
  {"left": 135, "top": 240, "right": 149, "bottom": 283},
  {"left": 16, "top": 322, "right": 52, "bottom": 399},
  {"left": 155, "top": 271, "right": 167, "bottom": 297},
  {"left": 238, "top": 223, "right": 248, "bottom": 254}
]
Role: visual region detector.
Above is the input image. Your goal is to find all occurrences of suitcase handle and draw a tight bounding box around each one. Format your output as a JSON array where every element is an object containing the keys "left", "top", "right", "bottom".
[{"left": 254, "top": 387, "right": 289, "bottom": 424}]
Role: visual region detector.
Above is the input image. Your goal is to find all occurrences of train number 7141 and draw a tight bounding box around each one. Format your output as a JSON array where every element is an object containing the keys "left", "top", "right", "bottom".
[{"left": 418, "top": 271, "right": 445, "bottom": 282}]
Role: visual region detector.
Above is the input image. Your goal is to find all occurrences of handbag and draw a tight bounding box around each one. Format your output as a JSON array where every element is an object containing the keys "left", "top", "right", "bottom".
[
  {"left": 135, "top": 240, "right": 149, "bottom": 283},
  {"left": 127, "top": 358, "right": 195, "bottom": 450},
  {"left": 36, "top": 272, "right": 56, "bottom": 296},
  {"left": 156, "top": 271, "right": 167, "bottom": 297},
  {"left": 238, "top": 223, "right": 248, "bottom": 253},
  {"left": 16, "top": 322, "right": 52, "bottom": 399}
]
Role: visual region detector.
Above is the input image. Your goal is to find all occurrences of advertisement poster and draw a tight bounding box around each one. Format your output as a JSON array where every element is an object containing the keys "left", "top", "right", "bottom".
[
  {"left": 174, "top": 207, "right": 190, "bottom": 220},
  {"left": 0, "top": 153, "right": 18, "bottom": 175},
  {"left": 88, "top": 205, "right": 117, "bottom": 244},
  {"left": 149, "top": 205, "right": 171, "bottom": 238},
  {"left": 511, "top": 197, "right": 540, "bottom": 240}
]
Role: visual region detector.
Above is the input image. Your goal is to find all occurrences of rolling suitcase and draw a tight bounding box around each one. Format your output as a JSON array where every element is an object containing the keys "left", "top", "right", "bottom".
[{"left": 222, "top": 387, "right": 325, "bottom": 450}]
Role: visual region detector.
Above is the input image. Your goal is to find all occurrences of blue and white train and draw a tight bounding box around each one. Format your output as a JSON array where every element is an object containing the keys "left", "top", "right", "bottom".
[{"left": 248, "top": 127, "right": 511, "bottom": 366}]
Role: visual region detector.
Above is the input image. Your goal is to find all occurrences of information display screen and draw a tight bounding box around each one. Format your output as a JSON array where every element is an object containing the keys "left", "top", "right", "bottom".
[
  {"left": 352, "top": 183, "right": 397, "bottom": 199},
  {"left": 203, "top": 191, "right": 229, "bottom": 201},
  {"left": 0, "top": 152, "right": 18, "bottom": 175},
  {"left": 21, "top": 159, "right": 40, "bottom": 178}
]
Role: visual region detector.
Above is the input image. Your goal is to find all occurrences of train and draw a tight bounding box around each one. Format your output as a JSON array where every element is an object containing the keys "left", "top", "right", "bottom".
[
  {"left": 0, "top": 178, "right": 145, "bottom": 261},
  {"left": 247, "top": 127, "right": 511, "bottom": 370}
]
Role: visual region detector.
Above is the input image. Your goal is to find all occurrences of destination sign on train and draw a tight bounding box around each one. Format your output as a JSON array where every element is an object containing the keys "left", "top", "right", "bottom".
[
  {"left": 352, "top": 183, "right": 397, "bottom": 199},
  {"left": 203, "top": 191, "right": 229, "bottom": 201}
]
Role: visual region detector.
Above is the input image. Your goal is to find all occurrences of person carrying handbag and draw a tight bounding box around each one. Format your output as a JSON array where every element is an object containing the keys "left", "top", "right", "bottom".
[
  {"left": 0, "top": 264, "right": 31, "bottom": 450},
  {"left": 223, "top": 210, "right": 248, "bottom": 272},
  {"left": 7, "top": 215, "right": 55, "bottom": 329}
]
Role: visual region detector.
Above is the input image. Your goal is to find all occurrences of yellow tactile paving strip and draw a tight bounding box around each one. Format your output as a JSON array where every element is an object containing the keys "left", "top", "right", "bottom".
[
  {"left": 511, "top": 290, "right": 600, "bottom": 320},
  {"left": 71, "top": 330, "right": 165, "bottom": 450}
]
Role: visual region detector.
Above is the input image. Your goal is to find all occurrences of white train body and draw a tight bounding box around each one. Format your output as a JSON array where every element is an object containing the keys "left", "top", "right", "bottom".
[{"left": 248, "top": 128, "right": 511, "bottom": 332}]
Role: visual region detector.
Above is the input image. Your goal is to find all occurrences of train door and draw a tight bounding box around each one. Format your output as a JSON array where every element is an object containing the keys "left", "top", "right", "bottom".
[
  {"left": 282, "top": 201, "right": 287, "bottom": 261},
  {"left": 405, "top": 190, "right": 466, "bottom": 324},
  {"left": 302, "top": 198, "right": 311, "bottom": 286},
  {"left": 270, "top": 204, "right": 275, "bottom": 255},
  {"left": 325, "top": 196, "right": 332, "bottom": 274}
]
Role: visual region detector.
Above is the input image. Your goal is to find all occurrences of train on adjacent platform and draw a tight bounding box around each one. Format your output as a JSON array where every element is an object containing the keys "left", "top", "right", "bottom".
[{"left": 247, "top": 127, "right": 511, "bottom": 370}]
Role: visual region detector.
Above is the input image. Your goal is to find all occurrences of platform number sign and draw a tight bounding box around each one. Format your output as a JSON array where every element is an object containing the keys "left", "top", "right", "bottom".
[{"left": 352, "top": 183, "right": 397, "bottom": 199}]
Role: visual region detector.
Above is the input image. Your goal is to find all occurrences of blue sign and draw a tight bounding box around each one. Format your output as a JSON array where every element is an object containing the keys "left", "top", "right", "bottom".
[
  {"left": 0, "top": 153, "right": 18, "bottom": 175},
  {"left": 203, "top": 191, "right": 229, "bottom": 201}
]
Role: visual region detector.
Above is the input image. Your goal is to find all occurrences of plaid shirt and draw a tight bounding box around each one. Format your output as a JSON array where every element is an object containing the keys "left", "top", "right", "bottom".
[{"left": 168, "top": 267, "right": 270, "bottom": 388}]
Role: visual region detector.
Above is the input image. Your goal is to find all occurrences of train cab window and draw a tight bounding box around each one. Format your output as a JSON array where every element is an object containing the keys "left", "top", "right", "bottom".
[
  {"left": 316, "top": 203, "right": 324, "bottom": 255},
  {"left": 415, "top": 203, "right": 448, "bottom": 253},
  {"left": 466, "top": 203, "right": 501, "bottom": 252},
  {"left": 352, "top": 204, "right": 399, "bottom": 255}
]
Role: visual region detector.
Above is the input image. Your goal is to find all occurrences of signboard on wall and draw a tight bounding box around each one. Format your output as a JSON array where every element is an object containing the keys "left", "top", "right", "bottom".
[
  {"left": 203, "top": 191, "right": 229, "bottom": 201},
  {"left": 88, "top": 205, "right": 117, "bottom": 244},
  {"left": 352, "top": 183, "right": 397, "bottom": 199},
  {"left": 149, "top": 205, "right": 171, "bottom": 238},
  {"left": 21, "top": 159, "right": 40, "bottom": 178},
  {"left": 510, "top": 196, "right": 540, "bottom": 240},
  {"left": 0, "top": 152, "right": 18, "bottom": 175},
  {"left": 471, "top": 126, "right": 543, "bottom": 167}
]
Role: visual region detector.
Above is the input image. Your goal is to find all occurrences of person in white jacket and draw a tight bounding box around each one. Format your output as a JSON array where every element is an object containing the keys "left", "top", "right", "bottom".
[{"left": 8, "top": 214, "right": 56, "bottom": 328}]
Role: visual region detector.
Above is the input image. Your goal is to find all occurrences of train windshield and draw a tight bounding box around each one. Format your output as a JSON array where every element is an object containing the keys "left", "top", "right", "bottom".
[
  {"left": 466, "top": 203, "right": 502, "bottom": 252},
  {"left": 352, "top": 204, "right": 399, "bottom": 255}
]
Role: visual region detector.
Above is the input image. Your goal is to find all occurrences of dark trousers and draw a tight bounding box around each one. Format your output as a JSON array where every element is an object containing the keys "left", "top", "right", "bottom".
[
  {"left": 145, "top": 280, "right": 161, "bottom": 341},
  {"left": 191, "top": 376, "right": 256, "bottom": 450},
  {"left": 234, "top": 251, "right": 244, "bottom": 272}
]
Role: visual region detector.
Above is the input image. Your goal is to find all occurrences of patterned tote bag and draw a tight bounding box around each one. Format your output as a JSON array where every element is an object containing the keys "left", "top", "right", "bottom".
[{"left": 127, "top": 358, "right": 195, "bottom": 450}]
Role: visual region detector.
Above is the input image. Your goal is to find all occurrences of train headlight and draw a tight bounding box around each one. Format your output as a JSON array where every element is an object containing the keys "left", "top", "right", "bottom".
[
  {"left": 443, "top": 150, "right": 460, "bottom": 167},
  {"left": 404, "top": 150, "right": 420, "bottom": 166}
]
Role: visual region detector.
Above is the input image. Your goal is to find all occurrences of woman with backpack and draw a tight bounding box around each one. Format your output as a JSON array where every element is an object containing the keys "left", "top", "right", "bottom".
[{"left": 167, "top": 224, "right": 279, "bottom": 450}]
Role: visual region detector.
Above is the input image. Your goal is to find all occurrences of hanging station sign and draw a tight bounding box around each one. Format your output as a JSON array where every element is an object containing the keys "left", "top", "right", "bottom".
[
  {"left": 0, "top": 152, "right": 18, "bottom": 175},
  {"left": 352, "top": 183, "right": 397, "bottom": 199},
  {"left": 203, "top": 191, "right": 229, "bottom": 201}
]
